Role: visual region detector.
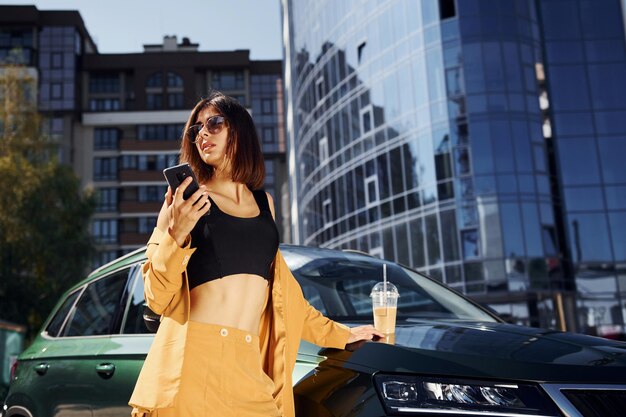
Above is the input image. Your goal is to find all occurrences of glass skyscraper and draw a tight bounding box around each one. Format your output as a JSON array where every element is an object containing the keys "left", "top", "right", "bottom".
[{"left": 282, "top": 0, "right": 626, "bottom": 336}]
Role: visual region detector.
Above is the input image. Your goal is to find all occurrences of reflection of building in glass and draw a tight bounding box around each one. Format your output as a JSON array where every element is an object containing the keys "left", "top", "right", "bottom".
[
  {"left": 1, "top": 6, "right": 287, "bottom": 268},
  {"left": 282, "top": 0, "right": 626, "bottom": 336}
]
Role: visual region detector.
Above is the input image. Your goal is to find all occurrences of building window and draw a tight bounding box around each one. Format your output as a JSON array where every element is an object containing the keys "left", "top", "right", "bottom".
[
  {"left": 167, "top": 72, "right": 183, "bottom": 87},
  {"left": 360, "top": 105, "right": 373, "bottom": 135},
  {"left": 94, "top": 128, "right": 119, "bottom": 150},
  {"left": 138, "top": 185, "right": 167, "bottom": 202},
  {"left": 89, "top": 98, "right": 120, "bottom": 111},
  {"left": 94, "top": 157, "right": 118, "bottom": 181},
  {"left": 125, "top": 154, "right": 178, "bottom": 171},
  {"left": 212, "top": 71, "right": 245, "bottom": 90},
  {"left": 262, "top": 127, "right": 275, "bottom": 144},
  {"left": 319, "top": 137, "right": 329, "bottom": 164},
  {"left": 96, "top": 188, "right": 118, "bottom": 212},
  {"left": 146, "top": 93, "right": 163, "bottom": 110},
  {"left": 51, "top": 83, "right": 63, "bottom": 99},
  {"left": 51, "top": 52, "right": 63, "bottom": 68},
  {"left": 315, "top": 76, "right": 324, "bottom": 103},
  {"left": 146, "top": 72, "right": 163, "bottom": 88},
  {"left": 166, "top": 92, "right": 183, "bottom": 109},
  {"left": 121, "top": 155, "right": 137, "bottom": 170},
  {"left": 461, "top": 229, "right": 480, "bottom": 259},
  {"left": 265, "top": 161, "right": 275, "bottom": 186},
  {"left": 261, "top": 98, "right": 274, "bottom": 114},
  {"left": 439, "top": 0, "right": 456, "bottom": 20},
  {"left": 357, "top": 41, "right": 367, "bottom": 65},
  {"left": 365, "top": 175, "right": 379, "bottom": 207},
  {"left": 136, "top": 124, "right": 184, "bottom": 141},
  {"left": 89, "top": 74, "right": 120, "bottom": 93},
  {"left": 323, "top": 198, "right": 332, "bottom": 227},
  {"left": 92, "top": 219, "right": 118, "bottom": 244},
  {"left": 138, "top": 217, "right": 158, "bottom": 234}
]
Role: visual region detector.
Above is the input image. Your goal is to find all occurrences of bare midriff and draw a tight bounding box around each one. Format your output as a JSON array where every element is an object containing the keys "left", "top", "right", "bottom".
[{"left": 189, "top": 274, "right": 269, "bottom": 335}]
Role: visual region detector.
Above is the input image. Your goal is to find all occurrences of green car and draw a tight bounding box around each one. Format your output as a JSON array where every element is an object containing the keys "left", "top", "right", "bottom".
[
  {"left": 5, "top": 245, "right": 626, "bottom": 417},
  {"left": 1, "top": 246, "right": 341, "bottom": 417}
]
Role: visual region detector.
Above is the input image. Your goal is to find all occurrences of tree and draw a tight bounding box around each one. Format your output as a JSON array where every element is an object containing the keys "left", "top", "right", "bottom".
[{"left": 0, "top": 63, "right": 95, "bottom": 342}]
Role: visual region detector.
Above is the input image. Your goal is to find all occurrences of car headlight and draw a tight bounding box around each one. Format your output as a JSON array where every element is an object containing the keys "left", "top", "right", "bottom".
[{"left": 374, "top": 374, "right": 561, "bottom": 416}]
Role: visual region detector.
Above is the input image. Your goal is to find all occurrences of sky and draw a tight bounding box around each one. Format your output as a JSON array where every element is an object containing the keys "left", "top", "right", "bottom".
[{"left": 2, "top": 0, "right": 283, "bottom": 59}]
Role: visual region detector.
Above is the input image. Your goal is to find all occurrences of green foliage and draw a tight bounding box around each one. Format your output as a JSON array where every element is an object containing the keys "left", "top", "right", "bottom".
[{"left": 0, "top": 64, "right": 95, "bottom": 342}]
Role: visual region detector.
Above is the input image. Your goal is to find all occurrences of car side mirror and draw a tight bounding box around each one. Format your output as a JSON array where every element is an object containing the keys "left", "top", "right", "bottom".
[{"left": 142, "top": 304, "right": 160, "bottom": 333}]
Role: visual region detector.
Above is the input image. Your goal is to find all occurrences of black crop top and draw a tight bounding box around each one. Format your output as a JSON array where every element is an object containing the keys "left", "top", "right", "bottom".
[{"left": 186, "top": 189, "right": 279, "bottom": 291}]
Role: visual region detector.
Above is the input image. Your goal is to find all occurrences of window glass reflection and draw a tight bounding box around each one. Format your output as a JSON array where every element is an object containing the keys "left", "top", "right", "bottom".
[
  {"left": 484, "top": 260, "right": 507, "bottom": 292},
  {"left": 522, "top": 203, "right": 543, "bottom": 257},
  {"left": 483, "top": 42, "right": 504, "bottom": 92},
  {"left": 588, "top": 63, "right": 626, "bottom": 109},
  {"left": 557, "top": 138, "right": 601, "bottom": 185},
  {"left": 553, "top": 112, "right": 595, "bottom": 136},
  {"left": 598, "top": 137, "right": 626, "bottom": 184},
  {"left": 568, "top": 213, "right": 613, "bottom": 263},
  {"left": 474, "top": 175, "right": 496, "bottom": 195},
  {"left": 463, "top": 43, "right": 485, "bottom": 94},
  {"left": 608, "top": 212, "right": 626, "bottom": 263},
  {"left": 491, "top": 121, "right": 514, "bottom": 173},
  {"left": 594, "top": 111, "right": 626, "bottom": 135},
  {"left": 579, "top": 0, "right": 623, "bottom": 39},
  {"left": 605, "top": 186, "right": 626, "bottom": 210},
  {"left": 462, "top": 229, "right": 479, "bottom": 260},
  {"left": 478, "top": 202, "right": 503, "bottom": 258},
  {"left": 426, "top": 213, "right": 441, "bottom": 265},
  {"left": 501, "top": 203, "right": 525, "bottom": 258},
  {"left": 548, "top": 66, "right": 590, "bottom": 111},
  {"left": 410, "top": 218, "right": 426, "bottom": 268},
  {"left": 585, "top": 39, "right": 626, "bottom": 63},
  {"left": 545, "top": 41, "right": 584, "bottom": 64},
  {"left": 470, "top": 121, "right": 493, "bottom": 174},
  {"left": 563, "top": 187, "right": 605, "bottom": 212},
  {"left": 540, "top": 0, "right": 581, "bottom": 40},
  {"left": 441, "top": 210, "right": 460, "bottom": 262}
]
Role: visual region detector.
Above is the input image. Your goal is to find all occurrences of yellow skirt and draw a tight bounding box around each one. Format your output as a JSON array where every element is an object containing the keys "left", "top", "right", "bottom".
[{"left": 132, "top": 321, "right": 282, "bottom": 417}]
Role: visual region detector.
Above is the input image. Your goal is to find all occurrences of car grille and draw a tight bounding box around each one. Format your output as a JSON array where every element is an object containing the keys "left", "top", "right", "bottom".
[
  {"left": 542, "top": 384, "right": 626, "bottom": 417},
  {"left": 562, "top": 389, "right": 626, "bottom": 417}
]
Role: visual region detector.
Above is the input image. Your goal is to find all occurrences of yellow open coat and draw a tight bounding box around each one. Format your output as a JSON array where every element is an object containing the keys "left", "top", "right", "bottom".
[{"left": 128, "top": 228, "right": 351, "bottom": 417}]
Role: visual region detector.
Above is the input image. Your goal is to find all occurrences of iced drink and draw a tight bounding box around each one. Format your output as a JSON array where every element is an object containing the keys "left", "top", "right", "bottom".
[
  {"left": 370, "top": 281, "right": 399, "bottom": 344},
  {"left": 373, "top": 305, "right": 398, "bottom": 334}
]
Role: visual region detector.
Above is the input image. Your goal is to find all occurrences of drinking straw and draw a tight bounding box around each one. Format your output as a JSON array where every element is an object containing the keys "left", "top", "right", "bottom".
[{"left": 383, "top": 263, "right": 387, "bottom": 307}]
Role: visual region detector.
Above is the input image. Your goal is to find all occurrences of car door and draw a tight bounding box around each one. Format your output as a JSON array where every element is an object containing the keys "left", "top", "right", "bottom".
[
  {"left": 92, "top": 264, "right": 155, "bottom": 417},
  {"left": 20, "top": 267, "right": 130, "bottom": 417},
  {"left": 12, "top": 287, "right": 93, "bottom": 417}
]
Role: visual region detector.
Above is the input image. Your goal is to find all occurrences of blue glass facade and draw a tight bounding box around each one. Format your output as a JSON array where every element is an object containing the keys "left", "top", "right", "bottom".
[
  {"left": 539, "top": 0, "right": 626, "bottom": 335},
  {"left": 283, "top": 0, "right": 626, "bottom": 335}
]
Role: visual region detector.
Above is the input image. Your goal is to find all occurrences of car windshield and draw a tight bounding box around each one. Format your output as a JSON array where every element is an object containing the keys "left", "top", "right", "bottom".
[{"left": 282, "top": 246, "right": 497, "bottom": 322}]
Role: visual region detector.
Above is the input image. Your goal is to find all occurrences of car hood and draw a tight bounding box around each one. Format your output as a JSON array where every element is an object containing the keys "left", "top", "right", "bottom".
[{"left": 322, "top": 320, "right": 626, "bottom": 384}]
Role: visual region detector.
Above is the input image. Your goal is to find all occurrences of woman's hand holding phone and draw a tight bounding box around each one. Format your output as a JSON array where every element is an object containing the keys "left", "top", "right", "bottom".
[{"left": 163, "top": 177, "right": 211, "bottom": 247}]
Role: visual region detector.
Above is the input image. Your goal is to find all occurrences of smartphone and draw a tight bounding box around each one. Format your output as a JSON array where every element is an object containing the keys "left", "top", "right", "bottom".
[{"left": 163, "top": 163, "right": 200, "bottom": 200}]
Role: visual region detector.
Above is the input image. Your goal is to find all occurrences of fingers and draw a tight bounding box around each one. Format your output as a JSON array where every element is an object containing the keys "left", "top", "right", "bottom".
[
  {"left": 173, "top": 177, "right": 193, "bottom": 202},
  {"left": 353, "top": 325, "right": 385, "bottom": 341},
  {"left": 189, "top": 185, "right": 207, "bottom": 207},
  {"left": 165, "top": 186, "right": 173, "bottom": 206}
]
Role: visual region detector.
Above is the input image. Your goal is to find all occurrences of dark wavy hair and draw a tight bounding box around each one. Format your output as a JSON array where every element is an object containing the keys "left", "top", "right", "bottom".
[{"left": 180, "top": 91, "right": 265, "bottom": 189}]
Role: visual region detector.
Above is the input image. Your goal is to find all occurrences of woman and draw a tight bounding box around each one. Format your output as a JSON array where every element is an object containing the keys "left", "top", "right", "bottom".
[{"left": 129, "top": 92, "right": 383, "bottom": 417}]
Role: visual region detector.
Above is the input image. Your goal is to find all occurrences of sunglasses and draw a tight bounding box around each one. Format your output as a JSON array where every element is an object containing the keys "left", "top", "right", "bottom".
[{"left": 188, "top": 115, "right": 226, "bottom": 142}]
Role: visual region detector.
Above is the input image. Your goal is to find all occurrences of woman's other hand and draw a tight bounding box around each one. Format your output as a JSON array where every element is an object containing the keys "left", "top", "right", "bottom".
[
  {"left": 165, "top": 177, "right": 211, "bottom": 247},
  {"left": 346, "top": 325, "right": 385, "bottom": 344}
]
